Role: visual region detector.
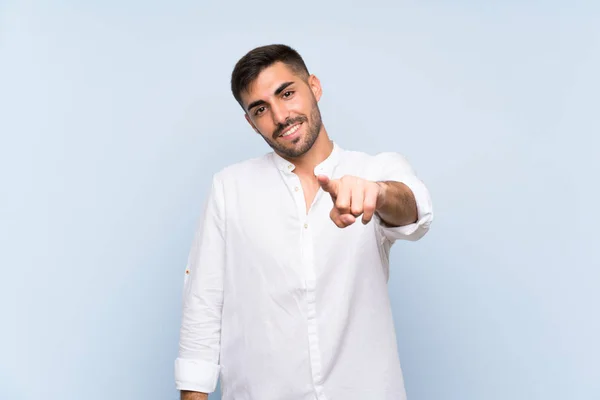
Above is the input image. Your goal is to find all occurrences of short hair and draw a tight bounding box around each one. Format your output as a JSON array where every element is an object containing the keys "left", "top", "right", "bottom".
[{"left": 231, "top": 44, "right": 310, "bottom": 108}]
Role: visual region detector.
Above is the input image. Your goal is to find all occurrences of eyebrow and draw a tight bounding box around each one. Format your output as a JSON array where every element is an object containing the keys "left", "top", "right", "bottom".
[{"left": 246, "top": 81, "right": 295, "bottom": 112}]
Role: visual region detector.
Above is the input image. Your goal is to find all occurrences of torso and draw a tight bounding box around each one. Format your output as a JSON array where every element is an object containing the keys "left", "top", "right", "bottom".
[
  {"left": 297, "top": 173, "right": 321, "bottom": 213},
  {"left": 212, "top": 146, "right": 411, "bottom": 400}
]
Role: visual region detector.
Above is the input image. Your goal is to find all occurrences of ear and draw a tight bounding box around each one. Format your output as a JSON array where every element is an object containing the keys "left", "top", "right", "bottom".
[
  {"left": 244, "top": 113, "right": 261, "bottom": 135},
  {"left": 308, "top": 74, "right": 323, "bottom": 102}
]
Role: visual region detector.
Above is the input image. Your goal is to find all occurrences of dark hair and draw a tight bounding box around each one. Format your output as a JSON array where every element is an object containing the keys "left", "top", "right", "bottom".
[{"left": 230, "top": 44, "right": 310, "bottom": 108}]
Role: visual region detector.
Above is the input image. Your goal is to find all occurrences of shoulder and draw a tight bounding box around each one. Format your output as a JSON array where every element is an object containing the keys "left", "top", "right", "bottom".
[
  {"left": 340, "top": 147, "right": 413, "bottom": 172},
  {"left": 212, "top": 152, "right": 274, "bottom": 184}
]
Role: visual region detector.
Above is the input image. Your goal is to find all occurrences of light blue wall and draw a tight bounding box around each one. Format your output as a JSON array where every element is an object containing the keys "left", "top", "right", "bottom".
[{"left": 1, "top": 1, "right": 598, "bottom": 399}]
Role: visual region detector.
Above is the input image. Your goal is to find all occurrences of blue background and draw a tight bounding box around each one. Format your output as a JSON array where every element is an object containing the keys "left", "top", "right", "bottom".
[{"left": 1, "top": 1, "right": 598, "bottom": 399}]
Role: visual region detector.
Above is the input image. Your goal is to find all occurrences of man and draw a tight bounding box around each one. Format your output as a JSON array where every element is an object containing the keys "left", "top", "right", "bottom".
[{"left": 175, "top": 44, "right": 433, "bottom": 400}]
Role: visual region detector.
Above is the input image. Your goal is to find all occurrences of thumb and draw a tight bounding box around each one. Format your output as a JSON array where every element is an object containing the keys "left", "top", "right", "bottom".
[{"left": 317, "top": 175, "right": 338, "bottom": 195}]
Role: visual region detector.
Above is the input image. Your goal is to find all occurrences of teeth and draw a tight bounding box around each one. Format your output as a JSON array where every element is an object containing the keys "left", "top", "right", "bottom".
[{"left": 281, "top": 123, "right": 301, "bottom": 137}]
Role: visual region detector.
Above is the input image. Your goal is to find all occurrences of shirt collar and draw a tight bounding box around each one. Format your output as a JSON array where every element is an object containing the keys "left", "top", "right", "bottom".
[{"left": 271, "top": 141, "right": 342, "bottom": 177}]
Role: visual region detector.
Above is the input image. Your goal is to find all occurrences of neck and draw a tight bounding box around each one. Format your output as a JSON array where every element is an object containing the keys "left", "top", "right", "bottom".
[{"left": 280, "top": 127, "right": 333, "bottom": 176}]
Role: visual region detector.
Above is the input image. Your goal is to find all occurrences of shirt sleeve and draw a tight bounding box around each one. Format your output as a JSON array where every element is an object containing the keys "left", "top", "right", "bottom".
[
  {"left": 371, "top": 152, "right": 433, "bottom": 243},
  {"left": 174, "top": 174, "right": 226, "bottom": 393}
]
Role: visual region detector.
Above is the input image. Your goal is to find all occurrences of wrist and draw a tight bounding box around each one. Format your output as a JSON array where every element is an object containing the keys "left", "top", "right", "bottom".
[{"left": 375, "top": 181, "right": 388, "bottom": 210}]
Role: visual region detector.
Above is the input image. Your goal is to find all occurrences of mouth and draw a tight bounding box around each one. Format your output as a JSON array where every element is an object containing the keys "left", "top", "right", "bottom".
[{"left": 279, "top": 122, "right": 303, "bottom": 140}]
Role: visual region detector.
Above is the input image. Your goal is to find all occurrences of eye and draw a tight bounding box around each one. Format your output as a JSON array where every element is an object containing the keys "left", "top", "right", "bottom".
[
  {"left": 254, "top": 106, "right": 266, "bottom": 116},
  {"left": 282, "top": 91, "right": 294, "bottom": 98}
]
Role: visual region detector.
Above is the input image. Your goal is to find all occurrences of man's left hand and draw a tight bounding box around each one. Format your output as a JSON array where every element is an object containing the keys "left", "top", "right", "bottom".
[{"left": 317, "top": 175, "right": 385, "bottom": 228}]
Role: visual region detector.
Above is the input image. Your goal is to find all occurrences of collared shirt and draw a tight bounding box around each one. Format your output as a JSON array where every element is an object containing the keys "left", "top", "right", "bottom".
[{"left": 175, "top": 142, "right": 433, "bottom": 400}]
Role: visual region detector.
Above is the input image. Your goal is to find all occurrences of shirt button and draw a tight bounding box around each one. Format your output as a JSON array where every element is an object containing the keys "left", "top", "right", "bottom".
[
  {"left": 304, "top": 223, "right": 308, "bottom": 229},
  {"left": 288, "top": 164, "right": 293, "bottom": 169},
  {"left": 295, "top": 186, "right": 299, "bottom": 192}
]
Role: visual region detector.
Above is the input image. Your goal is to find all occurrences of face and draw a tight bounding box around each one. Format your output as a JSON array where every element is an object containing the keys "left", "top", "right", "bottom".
[{"left": 241, "top": 62, "right": 323, "bottom": 158}]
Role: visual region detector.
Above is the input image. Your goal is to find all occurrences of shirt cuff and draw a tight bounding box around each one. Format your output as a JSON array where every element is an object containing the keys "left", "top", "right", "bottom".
[
  {"left": 377, "top": 176, "right": 433, "bottom": 242},
  {"left": 174, "top": 358, "right": 220, "bottom": 393}
]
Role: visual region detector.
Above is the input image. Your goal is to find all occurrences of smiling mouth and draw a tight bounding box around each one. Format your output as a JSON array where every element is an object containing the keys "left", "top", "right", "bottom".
[{"left": 279, "top": 123, "right": 302, "bottom": 138}]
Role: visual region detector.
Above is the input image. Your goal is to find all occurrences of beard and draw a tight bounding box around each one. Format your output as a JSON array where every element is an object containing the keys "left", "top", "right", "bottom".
[{"left": 260, "top": 99, "right": 323, "bottom": 158}]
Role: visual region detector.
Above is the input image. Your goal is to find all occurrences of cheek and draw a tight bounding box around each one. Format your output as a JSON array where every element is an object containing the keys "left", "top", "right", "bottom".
[
  {"left": 254, "top": 118, "right": 275, "bottom": 136},
  {"left": 294, "top": 96, "right": 310, "bottom": 111},
  {"left": 300, "top": 96, "right": 317, "bottom": 115}
]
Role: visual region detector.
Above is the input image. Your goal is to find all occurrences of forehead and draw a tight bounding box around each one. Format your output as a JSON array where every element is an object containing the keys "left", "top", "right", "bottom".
[{"left": 242, "top": 62, "right": 301, "bottom": 102}]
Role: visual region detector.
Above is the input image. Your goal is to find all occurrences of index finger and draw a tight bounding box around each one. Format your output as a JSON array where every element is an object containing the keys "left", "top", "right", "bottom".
[{"left": 317, "top": 175, "right": 338, "bottom": 195}]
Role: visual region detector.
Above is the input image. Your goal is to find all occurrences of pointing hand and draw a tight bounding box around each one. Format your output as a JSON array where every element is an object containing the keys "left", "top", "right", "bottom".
[{"left": 317, "top": 175, "right": 385, "bottom": 228}]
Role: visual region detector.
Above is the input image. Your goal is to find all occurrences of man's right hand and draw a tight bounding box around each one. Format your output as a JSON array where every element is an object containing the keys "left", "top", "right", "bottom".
[{"left": 180, "top": 391, "right": 208, "bottom": 400}]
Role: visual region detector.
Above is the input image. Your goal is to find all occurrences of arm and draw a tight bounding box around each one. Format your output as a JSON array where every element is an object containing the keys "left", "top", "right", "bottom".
[
  {"left": 181, "top": 391, "right": 208, "bottom": 400},
  {"left": 175, "top": 175, "right": 226, "bottom": 397},
  {"left": 372, "top": 152, "right": 433, "bottom": 242},
  {"left": 317, "top": 152, "right": 432, "bottom": 241},
  {"left": 374, "top": 181, "right": 418, "bottom": 227}
]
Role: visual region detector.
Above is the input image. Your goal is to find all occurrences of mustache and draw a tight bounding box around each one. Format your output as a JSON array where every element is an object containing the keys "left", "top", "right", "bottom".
[{"left": 273, "top": 116, "right": 308, "bottom": 139}]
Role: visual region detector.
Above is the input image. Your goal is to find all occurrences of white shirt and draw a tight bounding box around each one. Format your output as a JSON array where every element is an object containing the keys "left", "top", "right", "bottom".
[{"left": 175, "top": 142, "right": 433, "bottom": 400}]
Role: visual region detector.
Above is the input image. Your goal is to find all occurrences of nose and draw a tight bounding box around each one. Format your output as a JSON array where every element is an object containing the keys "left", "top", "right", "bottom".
[{"left": 271, "top": 102, "right": 289, "bottom": 126}]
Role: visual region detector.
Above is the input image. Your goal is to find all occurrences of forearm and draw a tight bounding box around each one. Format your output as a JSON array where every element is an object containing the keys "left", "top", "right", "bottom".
[
  {"left": 375, "top": 181, "right": 418, "bottom": 227},
  {"left": 181, "top": 390, "right": 208, "bottom": 400}
]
